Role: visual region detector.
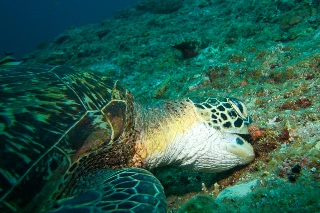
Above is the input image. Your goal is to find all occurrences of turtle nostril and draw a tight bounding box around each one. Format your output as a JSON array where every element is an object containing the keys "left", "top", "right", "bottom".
[
  {"left": 237, "top": 133, "right": 254, "bottom": 144},
  {"left": 236, "top": 137, "right": 244, "bottom": 145}
]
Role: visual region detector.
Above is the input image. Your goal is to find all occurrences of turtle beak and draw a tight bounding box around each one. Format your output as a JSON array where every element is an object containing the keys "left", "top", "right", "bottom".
[{"left": 223, "top": 133, "right": 255, "bottom": 165}]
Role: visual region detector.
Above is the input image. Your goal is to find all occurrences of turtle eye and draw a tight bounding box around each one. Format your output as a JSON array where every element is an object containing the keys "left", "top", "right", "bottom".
[{"left": 228, "top": 98, "right": 248, "bottom": 119}]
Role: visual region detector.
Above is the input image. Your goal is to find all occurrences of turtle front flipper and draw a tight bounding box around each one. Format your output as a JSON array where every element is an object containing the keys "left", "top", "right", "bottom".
[{"left": 46, "top": 168, "right": 166, "bottom": 213}]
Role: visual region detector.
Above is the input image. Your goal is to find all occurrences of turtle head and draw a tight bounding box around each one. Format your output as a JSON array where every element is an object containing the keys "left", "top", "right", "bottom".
[
  {"left": 142, "top": 97, "right": 254, "bottom": 173},
  {"left": 185, "top": 97, "right": 255, "bottom": 172}
]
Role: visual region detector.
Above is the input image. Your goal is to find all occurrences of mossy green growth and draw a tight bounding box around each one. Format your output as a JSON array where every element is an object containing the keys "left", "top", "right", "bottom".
[
  {"left": 177, "top": 195, "right": 228, "bottom": 213},
  {"left": 178, "top": 177, "right": 320, "bottom": 213}
]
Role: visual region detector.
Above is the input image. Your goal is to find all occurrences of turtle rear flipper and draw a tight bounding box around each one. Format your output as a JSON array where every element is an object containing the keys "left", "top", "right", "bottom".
[{"left": 46, "top": 168, "right": 166, "bottom": 213}]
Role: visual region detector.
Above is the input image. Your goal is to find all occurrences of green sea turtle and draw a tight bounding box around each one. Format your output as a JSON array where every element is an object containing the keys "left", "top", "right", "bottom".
[{"left": 0, "top": 65, "right": 255, "bottom": 213}]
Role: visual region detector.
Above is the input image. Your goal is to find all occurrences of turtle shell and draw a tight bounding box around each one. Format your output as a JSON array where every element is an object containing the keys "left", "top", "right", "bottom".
[{"left": 0, "top": 65, "right": 131, "bottom": 212}]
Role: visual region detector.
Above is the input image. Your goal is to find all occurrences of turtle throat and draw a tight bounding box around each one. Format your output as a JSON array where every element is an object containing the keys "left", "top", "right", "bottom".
[{"left": 128, "top": 100, "right": 198, "bottom": 168}]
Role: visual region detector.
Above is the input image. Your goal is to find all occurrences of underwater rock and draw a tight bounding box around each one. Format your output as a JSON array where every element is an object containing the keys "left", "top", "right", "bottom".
[{"left": 216, "top": 179, "right": 259, "bottom": 201}]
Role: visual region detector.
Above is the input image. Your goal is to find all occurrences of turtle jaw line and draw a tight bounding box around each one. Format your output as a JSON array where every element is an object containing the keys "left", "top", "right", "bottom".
[{"left": 222, "top": 132, "right": 255, "bottom": 165}]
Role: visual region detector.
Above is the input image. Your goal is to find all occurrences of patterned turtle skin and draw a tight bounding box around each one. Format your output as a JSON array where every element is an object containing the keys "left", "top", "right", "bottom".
[{"left": 0, "top": 65, "right": 254, "bottom": 213}]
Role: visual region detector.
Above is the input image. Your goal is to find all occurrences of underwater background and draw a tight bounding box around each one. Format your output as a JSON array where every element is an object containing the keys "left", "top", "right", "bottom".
[
  {"left": 0, "top": 0, "right": 138, "bottom": 58},
  {"left": 2, "top": 0, "right": 320, "bottom": 212}
]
